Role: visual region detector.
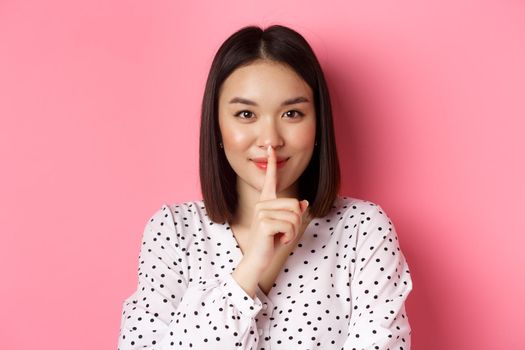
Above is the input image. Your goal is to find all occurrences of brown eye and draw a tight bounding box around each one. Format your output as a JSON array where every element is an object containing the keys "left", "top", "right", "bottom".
[
  {"left": 284, "top": 110, "right": 304, "bottom": 119},
  {"left": 234, "top": 110, "right": 254, "bottom": 119}
]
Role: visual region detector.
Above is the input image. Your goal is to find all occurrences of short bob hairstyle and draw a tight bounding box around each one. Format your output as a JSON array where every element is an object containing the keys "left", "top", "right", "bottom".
[{"left": 200, "top": 24, "right": 340, "bottom": 224}]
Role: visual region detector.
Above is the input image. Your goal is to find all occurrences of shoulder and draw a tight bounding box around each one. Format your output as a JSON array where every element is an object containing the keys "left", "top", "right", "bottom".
[
  {"left": 330, "top": 195, "right": 396, "bottom": 235},
  {"left": 143, "top": 199, "right": 226, "bottom": 245},
  {"left": 333, "top": 195, "right": 402, "bottom": 250},
  {"left": 331, "top": 195, "right": 391, "bottom": 219},
  {"left": 145, "top": 199, "right": 213, "bottom": 230}
]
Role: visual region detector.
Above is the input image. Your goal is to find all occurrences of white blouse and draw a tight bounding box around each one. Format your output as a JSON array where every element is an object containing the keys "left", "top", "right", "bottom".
[{"left": 118, "top": 195, "right": 412, "bottom": 349}]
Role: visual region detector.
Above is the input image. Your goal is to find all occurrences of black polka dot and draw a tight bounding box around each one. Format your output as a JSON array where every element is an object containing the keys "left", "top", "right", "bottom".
[{"left": 118, "top": 196, "right": 412, "bottom": 349}]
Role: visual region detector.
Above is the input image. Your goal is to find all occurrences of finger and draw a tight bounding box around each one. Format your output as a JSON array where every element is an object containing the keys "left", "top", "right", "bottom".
[
  {"left": 261, "top": 218, "right": 295, "bottom": 242},
  {"left": 300, "top": 199, "right": 309, "bottom": 215},
  {"left": 255, "top": 198, "right": 304, "bottom": 217},
  {"left": 280, "top": 233, "right": 292, "bottom": 245},
  {"left": 280, "top": 224, "right": 296, "bottom": 245},
  {"left": 257, "top": 209, "right": 301, "bottom": 230},
  {"left": 260, "top": 145, "right": 277, "bottom": 201}
]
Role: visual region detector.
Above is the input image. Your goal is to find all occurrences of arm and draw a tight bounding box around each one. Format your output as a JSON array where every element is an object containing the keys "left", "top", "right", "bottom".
[
  {"left": 343, "top": 205, "right": 412, "bottom": 350},
  {"left": 117, "top": 205, "right": 263, "bottom": 350}
]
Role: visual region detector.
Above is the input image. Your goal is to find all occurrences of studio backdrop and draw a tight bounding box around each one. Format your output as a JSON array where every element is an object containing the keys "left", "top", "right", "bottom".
[{"left": 0, "top": 1, "right": 523, "bottom": 349}]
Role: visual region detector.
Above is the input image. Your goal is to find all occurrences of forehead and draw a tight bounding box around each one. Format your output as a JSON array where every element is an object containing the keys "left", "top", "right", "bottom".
[{"left": 219, "top": 60, "right": 313, "bottom": 104}]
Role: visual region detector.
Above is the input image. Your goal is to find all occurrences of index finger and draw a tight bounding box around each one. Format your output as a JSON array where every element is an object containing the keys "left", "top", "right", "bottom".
[{"left": 260, "top": 145, "right": 277, "bottom": 200}]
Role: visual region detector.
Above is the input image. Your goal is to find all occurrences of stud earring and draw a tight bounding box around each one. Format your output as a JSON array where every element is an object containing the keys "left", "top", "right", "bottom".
[{"left": 219, "top": 142, "right": 223, "bottom": 149}]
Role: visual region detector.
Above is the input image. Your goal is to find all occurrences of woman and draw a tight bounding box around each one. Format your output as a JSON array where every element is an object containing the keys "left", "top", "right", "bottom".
[{"left": 118, "top": 24, "right": 412, "bottom": 349}]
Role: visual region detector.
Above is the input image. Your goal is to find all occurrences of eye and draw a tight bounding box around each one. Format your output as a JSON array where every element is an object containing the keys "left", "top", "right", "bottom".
[
  {"left": 283, "top": 110, "right": 304, "bottom": 119},
  {"left": 234, "top": 110, "right": 255, "bottom": 119}
]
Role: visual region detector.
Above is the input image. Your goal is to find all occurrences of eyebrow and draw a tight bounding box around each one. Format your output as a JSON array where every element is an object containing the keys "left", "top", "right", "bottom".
[{"left": 228, "top": 96, "right": 310, "bottom": 107}]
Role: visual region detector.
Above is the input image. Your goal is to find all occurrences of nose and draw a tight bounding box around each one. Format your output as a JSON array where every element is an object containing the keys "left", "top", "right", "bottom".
[{"left": 257, "top": 119, "right": 284, "bottom": 149}]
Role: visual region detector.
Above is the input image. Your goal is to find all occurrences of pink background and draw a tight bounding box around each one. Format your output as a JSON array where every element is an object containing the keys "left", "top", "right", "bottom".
[{"left": 1, "top": 1, "right": 524, "bottom": 349}]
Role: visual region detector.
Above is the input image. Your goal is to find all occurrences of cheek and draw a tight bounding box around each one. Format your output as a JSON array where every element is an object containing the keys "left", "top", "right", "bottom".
[
  {"left": 289, "top": 122, "right": 316, "bottom": 148},
  {"left": 221, "top": 126, "right": 252, "bottom": 150}
]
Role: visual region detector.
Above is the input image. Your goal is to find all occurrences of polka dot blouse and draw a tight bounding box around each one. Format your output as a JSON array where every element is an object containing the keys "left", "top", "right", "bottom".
[{"left": 118, "top": 195, "right": 412, "bottom": 349}]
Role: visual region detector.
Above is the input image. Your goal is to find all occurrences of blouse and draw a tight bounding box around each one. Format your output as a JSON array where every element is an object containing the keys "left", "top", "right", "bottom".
[{"left": 118, "top": 195, "right": 412, "bottom": 349}]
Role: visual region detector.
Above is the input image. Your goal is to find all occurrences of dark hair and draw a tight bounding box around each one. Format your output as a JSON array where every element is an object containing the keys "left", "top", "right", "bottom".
[{"left": 199, "top": 24, "right": 340, "bottom": 223}]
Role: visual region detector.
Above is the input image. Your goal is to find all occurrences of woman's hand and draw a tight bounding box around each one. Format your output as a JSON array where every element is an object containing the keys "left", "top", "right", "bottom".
[
  {"left": 231, "top": 145, "right": 309, "bottom": 297},
  {"left": 243, "top": 145, "right": 309, "bottom": 271}
]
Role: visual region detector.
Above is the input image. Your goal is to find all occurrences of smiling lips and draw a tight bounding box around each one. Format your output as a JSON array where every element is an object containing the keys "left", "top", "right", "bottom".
[{"left": 251, "top": 157, "right": 289, "bottom": 169}]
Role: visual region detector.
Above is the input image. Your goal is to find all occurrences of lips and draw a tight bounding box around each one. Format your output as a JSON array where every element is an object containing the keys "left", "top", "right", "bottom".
[
  {"left": 251, "top": 156, "right": 289, "bottom": 163},
  {"left": 252, "top": 157, "right": 289, "bottom": 169}
]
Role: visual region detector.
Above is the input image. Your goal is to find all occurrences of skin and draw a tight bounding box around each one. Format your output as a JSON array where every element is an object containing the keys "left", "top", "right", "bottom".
[{"left": 217, "top": 59, "right": 316, "bottom": 297}]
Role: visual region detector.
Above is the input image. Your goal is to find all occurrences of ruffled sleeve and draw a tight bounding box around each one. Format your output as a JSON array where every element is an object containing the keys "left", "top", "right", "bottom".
[
  {"left": 343, "top": 204, "right": 412, "bottom": 349},
  {"left": 117, "top": 205, "right": 263, "bottom": 349}
]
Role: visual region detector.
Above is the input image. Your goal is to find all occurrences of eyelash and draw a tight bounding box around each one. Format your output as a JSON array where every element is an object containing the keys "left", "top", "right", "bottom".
[{"left": 234, "top": 110, "right": 305, "bottom": 120}]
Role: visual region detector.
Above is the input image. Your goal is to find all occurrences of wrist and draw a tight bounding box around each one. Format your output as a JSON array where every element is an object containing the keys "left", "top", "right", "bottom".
[
  {"left": 239, "top": 256, "right": 266, "bottom": 274},
  {"left": 231, "top": 258, "right": 264, "bottom": 298}
]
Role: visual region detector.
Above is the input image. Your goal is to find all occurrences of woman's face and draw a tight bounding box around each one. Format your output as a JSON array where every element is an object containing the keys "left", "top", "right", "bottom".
[{"left": 218, "top": 59, "right": 316, "bottom": 199}]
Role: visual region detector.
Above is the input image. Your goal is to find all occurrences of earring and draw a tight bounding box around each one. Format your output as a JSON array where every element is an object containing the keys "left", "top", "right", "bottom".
[
  {"left": 315, "top": 141, "right": 318, "bottom": 146},
  {"left": 219, "top": 142, "right": 223, "bottom": 149}
]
